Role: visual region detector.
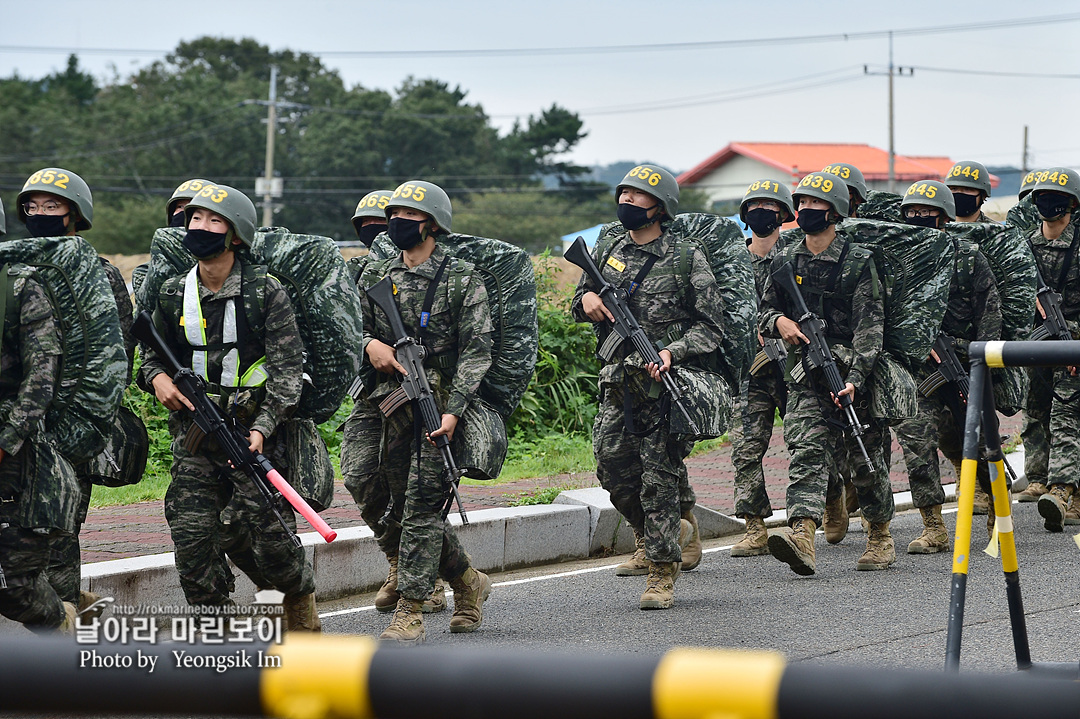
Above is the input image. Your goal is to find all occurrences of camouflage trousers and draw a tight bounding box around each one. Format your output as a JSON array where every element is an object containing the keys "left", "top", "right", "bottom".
[
  {"left": 219, "top": 498, "right": 272, "bottom": 593},
  {"left": 164, "top": 433, "right": 314, "bottom": 608},
  {"left": 0, "top": 447, "right": 65, "bottom": 631},
  {"left": 45, "top": 477, "right": 93, "bottom": 604},
  {"left": 1047, "top": 370, "right": 1080, "bottom": 488},
  {"left": 782, "top": 381, "right": 894, "bottom": 525},
  {"left": 341, "top": 395, "right": 402, "bottom": 558},
  {"left": 729, "top": 370, "right": 785, "bottom": 518},
  {"left": 594, "top": 391, "right": 696, "bottom": 564},
  {"left": 1022, "top": 366, "right": 1053, "bottom": 485}
]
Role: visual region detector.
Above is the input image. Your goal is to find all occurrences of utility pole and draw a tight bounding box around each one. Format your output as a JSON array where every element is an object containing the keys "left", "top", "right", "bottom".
[
  {"left": 1022, "top": 125, "right": 1030, "bottom": 173},
  {"left": 864, "top": 32, "right": 913, "bottom": 192},
  {"left": 260, "top": 65, "right": 279, "bottom": 228}
]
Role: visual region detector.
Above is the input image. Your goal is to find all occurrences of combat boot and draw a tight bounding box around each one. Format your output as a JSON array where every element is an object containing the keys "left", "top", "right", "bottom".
[
  {"left": 907, "top": 505, "right": 949, "bottom": 554},
  {"left": 680, "top": 513, "right": 702, "bottom": 571},
  {"left": 768, "top": 518, "right": 817, "bottom": 576},
  {"left": 731, "top": 517, "right": 769, "bottom": 557},
  {"left": 56, "top": 601, "right": 78, "bottom": 635},
  {"left": 448, "top": 567, "right": 492, "bottom": 633},
  {"left": 283, "top": 592, "right": 321, "bottom": 632},
  {"left": 1038, "top": 484, "right": 1074, "bottom": 533},
  {"left": 423, "top": 578, "right": 447, "bottom": 613},
  {"left": 375, "top": 555, "right": 399, "bottom": 612},
  {"left": 78, "top": 590, "right": 108, "bottom": 622},
  {"left": 1064, "top": 493, "right": 1080, "bottom": 526},
  {"left": 971, "top": 485, "right": 990, "bottom": 515},
  {"left": 380, "top": 598, "right": 424, "bottom": 644},
  {"left": 857, "top": 522, "right": 896, "bottom": 570},
  {"left": 615, "top": 531, "right": 649, "bottom": 576},
  {"left": 823, "top": 487, "right": 849, "bottom": 544},
  {"left": 1016, "top": 481, "right": 1048, "bottom": 503},
  {"left": 639, "top": 561, "right": 678, "bottom": 610}
]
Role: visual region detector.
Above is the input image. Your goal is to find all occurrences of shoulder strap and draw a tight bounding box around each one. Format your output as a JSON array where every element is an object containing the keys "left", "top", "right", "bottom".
[
  {"left": 447, "top": 257, "right": 474, "bottom": 314},
  {"left": 420, "top": 255, "right": 450, "bottom": 346},
  {"left": 240, "top": 263, "right": 267, "bottom": 338},
  {"left": 1055, "top": 226, "right": 1080, "bottom": 292}
]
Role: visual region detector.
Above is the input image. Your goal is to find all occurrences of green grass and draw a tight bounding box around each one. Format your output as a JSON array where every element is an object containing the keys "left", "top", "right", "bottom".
[{"left": 463, "top": 433, "right": 595, "bottom": 486}]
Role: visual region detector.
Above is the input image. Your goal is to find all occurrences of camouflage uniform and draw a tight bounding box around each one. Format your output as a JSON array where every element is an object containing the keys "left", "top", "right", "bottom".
[
  {"left": 759, "top": 235, "right": 894, "bottom": 525},
  {"left": 894, "top": 242, "right": 1001, "bottom": 508},
  {"left": 359, "top": 245, "right": 492, "bottom": 601},
  {"left": 572, "top": 228, "right": 725, "bottom": 563},
  {"left": 47, "top": 257, "right": 135, "bottom": 604},
  {"left": 137, "top": 259, "right": 314, "bottom": 608},
  {"left": 0, "top": 271, "right": 68, "bottom": 631},
  {"left": 730, "top": 239, "right": 785, "bottom": 519},
  {"left": 1007, "top": 196, "right": 1042, "bottom": 238}
]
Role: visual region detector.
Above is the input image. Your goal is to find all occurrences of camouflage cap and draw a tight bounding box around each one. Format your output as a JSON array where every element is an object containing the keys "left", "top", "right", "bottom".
[
  {"left": 386, "top": 180, "right": 452, "bottom": 232},
  {"left": 944, "top": 161, "right": 992, "bottom": 197},
  {"left": 352, "top": 189, "right": 393, "bottom": 235},
  {"left": 167, "top": 179, "right": 215, "bottom": 220},
  {"left": 1030, "top": 167, "right": 1080, "bottom": 205},
  {"left": 821, "top": 163, "right": 867, "bottom": 201},
  {"left": 793, "top": 171, "right": 849, "bottom": 217},
  {"left": 17, "top": 168, "right": 93, "bottom": 231},
  {"left": 184, "top": 183, "right": 258, "bottom": 245},
  {"left": 616, "top": 164, "right": 680, "bottom": 218},
  {"left": 740, "top": 178, "right": 795, "bottom": 223},
  {"left": 1019, "top": 169, "right": 1041, "bottom": 200},
  {"left": 901, "top": 180, "right": 956, "bottom": 221}
]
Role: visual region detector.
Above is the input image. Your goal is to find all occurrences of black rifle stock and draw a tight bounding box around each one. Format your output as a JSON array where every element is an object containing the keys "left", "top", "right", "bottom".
[
  {"left": 366, "top": 277, "right": 468, "bottom": 525},
  {"left": 563, "top": 236, "right": 701, "bottom": 436},
  {"left": 1029, "top": 262, "right": 1072, "bottom": 342},
  {"left": 131, "top": 312, "right": 336, "bottom": 546},
  {"left": 772, "top": 262, "right": 874, "bottom": 471}
]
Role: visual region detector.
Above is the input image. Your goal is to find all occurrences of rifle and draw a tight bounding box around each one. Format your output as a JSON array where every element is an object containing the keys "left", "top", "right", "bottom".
[
  {"left": 772, "top": 262, "right": 874, "bottom": 471},
  {"left": 563, "top": 236, "right": 701, "bottom": 436},
  {"left": 131, "top": 312, "right": 337, "bottom": 546},
  {"left": 749, "top": 338, "right": 788, "bottom": 376},
  {"left": 917, "top": 335, "right": 970, "bottom": 401},
  {"left": 1028, "top": 247, "right": 1072, "bottom": 342},
  {"left": 366, "top": 277, "right": 469, "bottom": 525}
]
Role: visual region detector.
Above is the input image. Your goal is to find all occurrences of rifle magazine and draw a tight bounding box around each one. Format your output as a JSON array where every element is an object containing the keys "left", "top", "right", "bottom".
[
  {"left": 378, "top": 386, "right": 410, "bottom": 418},
  {"left": 598, "top": 330, "right": 623, "bottom": 362},
  {"left": 917, "top": 372, "right": 946, "bottom": 398},
  {"left": 749, "top": 350, "right": 771, "bottom": 376}
]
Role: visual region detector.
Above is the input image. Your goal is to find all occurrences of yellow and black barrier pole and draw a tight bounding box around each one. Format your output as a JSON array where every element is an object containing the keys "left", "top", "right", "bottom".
[
  {"left": 945, "top": 340, "right": 1080, "bottom": 677},
  {"left": 4, "top": 635, "right": 1080, "bottom": 719}
]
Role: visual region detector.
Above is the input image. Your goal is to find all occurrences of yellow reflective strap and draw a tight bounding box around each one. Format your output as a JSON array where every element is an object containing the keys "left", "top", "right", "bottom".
[
  {"left": 239, "top": 356, "right": 268, "bottom": 388},
  {"left": 183, "top": 267, "right": 209, "bottom": 381},
  {"left": 653, "top": 648, "right": 784, "bottom": 719}
]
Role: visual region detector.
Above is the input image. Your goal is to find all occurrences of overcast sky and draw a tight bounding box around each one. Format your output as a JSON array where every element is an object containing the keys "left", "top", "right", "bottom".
[{"left": 3, "top": 0, "right": 1080, "bottom": 174}]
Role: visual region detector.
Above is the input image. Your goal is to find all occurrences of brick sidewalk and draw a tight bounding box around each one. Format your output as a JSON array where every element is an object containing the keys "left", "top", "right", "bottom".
[{"left": 80, "top": 413, "right": 1022, "bottom": 563}]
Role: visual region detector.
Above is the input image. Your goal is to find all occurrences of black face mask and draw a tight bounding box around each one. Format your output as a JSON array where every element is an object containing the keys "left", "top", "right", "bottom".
[
  {"left": 952, "top": 192, "right": 981, "bottom": 218},
  {"left": 358, "top": 223, "right": 385, "bottom": 248},
  {"left": 796, "top": 208, "right": 832, "bottom": 235},
  {"left": 169, "top": 211, "right": 187, "bottom": 228},
  {"left": 745, "top": 208, "right": 782, "bottom": 236},
  {"left": 1035, "top": 193, "right": 1072, "bottom": 221},
  {"left": 905, "top": 214, "right": 940, "bottom": 229},
  {"left": 25, "top": 214, "right": 68, "bottom": 238},
  {"left": 388, "top": 217, "right": 426, "bottom": 251},
  {"left": 617, "top": 202, "right": 660, "bottom": 231},
  {"left": 183, "top": 228, "right": 230, "bottom": 260}
]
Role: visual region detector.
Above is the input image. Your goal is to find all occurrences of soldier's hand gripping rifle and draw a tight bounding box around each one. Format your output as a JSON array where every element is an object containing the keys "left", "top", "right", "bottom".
[
  {"left": 564, "top": 236, "right": 701, "bottom": 436},
  {"left": 1028, "top": 259, "right": 1072, "bottom": 342},
  {"left": 366, "top": 277, "right": 469, "bottom": 525},
  {"left": 918, "top": 335, "right": 970, "bottom": 402},
  {"left": 132, "top": 311, "right": 337, "bottom": 546},
  {"left": 772, "top": 262, "right": 874, "bottom": 471}
]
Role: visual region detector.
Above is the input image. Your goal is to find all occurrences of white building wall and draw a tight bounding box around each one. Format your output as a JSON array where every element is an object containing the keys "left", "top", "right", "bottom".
[{"left": 685, "top": 155, "right": 797, "bottom": 207}]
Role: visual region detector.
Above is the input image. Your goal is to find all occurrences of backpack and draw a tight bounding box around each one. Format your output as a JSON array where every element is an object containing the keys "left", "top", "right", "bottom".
[
  {"left": 857, "top": 190, "right": 903, "bottom": 223},
  {"left": 0, "top": 237, "right": 127, "bottom": 464},
  {"left": 595, "top": 213, "right": 757, "bottom": 393},
  {"left": 369, "top": 232, "right": 539, "bottom": 421}
]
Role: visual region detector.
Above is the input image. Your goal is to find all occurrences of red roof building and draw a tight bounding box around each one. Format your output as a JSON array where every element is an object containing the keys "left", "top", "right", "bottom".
[{"left": 678, "top": 142, "right": 998, "bottom": 207}]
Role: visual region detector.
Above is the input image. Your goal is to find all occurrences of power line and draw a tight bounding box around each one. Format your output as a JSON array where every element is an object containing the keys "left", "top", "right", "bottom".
[
  {"left": 1, "top": 13, "right": 1078, "bottom": 60},
  {"left": 907, "top": 65, "right": 1080, "bottom": 79}
]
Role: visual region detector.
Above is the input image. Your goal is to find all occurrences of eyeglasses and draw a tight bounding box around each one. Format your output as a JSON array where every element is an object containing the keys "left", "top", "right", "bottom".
[
  {"left": 22, "top": 200, "right": 68, "bottom": 215},
  {"left": 903, "top": 208, "right": 941, "bottom": 218},
  {"left": 746, "top": 200, "right": 782, "bottom": 211}
]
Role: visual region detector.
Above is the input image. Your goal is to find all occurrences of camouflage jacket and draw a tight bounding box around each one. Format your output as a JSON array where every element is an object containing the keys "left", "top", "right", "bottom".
[
  {"left": 0, "top": 270, "right": 61, "bottom": 456},
  {"left": 748, "top": 236, "right": 786, "bottom": 299},
  {"left": 571, "top": 228, "right": 726, "bottom": 397},
  {"left": 1027, "top": 221, "right": 1080, "bottom": 332},
  {"left": 100, "top": 257, "right": 135, "bottom": 381},
  {"left": 1007, "top": 196, "right": 1041, "bottom": 237},
  {"left": 943, "top": 241, "right": 1002, "bottom": 355},
  {"left": 759, "top": 235, "right": 884, "bottom": 391},
  {"left": 138, "top": 258, "right": 303, "bottom": 439},
  {"left": 360, "top": 244, "right": 493, "bottom": 417}
]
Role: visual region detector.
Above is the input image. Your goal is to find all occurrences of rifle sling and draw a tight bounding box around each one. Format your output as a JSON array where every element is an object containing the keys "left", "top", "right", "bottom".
[
  {"left": 419, "top": 256, "right": 450, "bottom": 348},
  {"left": 622, "top": 387, "right": 670, "bottom": 437}
]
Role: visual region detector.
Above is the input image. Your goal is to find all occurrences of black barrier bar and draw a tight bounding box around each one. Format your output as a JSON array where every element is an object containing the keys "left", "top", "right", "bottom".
[
  {"left": 3, "top": 636, "right": 1080, "bottom": 719},
  {"left": 971, "top": 339, "right": 1080, "bottom": 368}
]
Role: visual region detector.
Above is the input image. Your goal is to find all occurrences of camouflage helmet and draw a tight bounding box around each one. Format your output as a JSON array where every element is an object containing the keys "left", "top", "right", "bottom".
[
  {"left": 1030, "top": 167, "right": 1080, "bottom": 206},
  {"left": 0, "top": 195, "right": 5, "bottom": 236},
  {"left": 386, "top": 180, "right": 452, "bottom": 233},
  {"left": 944, "top": 161, "right": 992, "bottom": 197},
  {"left": 739, "top": 178, "right": 795, "bottom": 223},
  {"left": 793, "top": 171, "right": 849, "bottom": 217},
  {"left": 17, "top": 167, "right": 93, "bottom": 231},
  {"left": 167, "top": 179, "right": 215, "bottom": 220},
  {"left": 616, "top": 164, "right": 680, "bottom": 218},
  {"left": 1019, "top": 169, "right": 1040, "bottom": 200},
  {"left": 821, "top": 163, "right": 867, "bottom": 202},
  {"left": 352, "top": 189, "right": 393, "bottom": 235},
  {"left": 183, "top": 183, "right": 257, "bottom": 246},
  {"left": 901, "top": 180, "right": 956, "bottom": 221}
]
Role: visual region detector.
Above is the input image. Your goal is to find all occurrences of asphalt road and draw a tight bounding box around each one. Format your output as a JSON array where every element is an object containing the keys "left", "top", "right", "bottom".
[{"left": 321, "top": 502, "right": 1080, "bottom": 673}]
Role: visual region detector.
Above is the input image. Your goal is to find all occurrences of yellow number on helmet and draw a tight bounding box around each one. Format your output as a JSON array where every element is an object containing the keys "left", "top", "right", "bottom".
[
  {"left": 378, "top": 195, "right": 389, "bottom": 208},
  {"left": 27, "top": 170, "right": 43, "bottom": 186},
  {"left": 648, "top": 172, "right": 660, "bottom": 186},
  {"left": 413, "top": 186, "right": 426, "bottom": 201},
  {"left": 1060, "top": 173, "right": 1070, "bottom": 186},
  {"left": 41, "top": 170, "right": 56, "bottom": 185},
  {"left": 925, "top": 185, "right": 936, "bottom": 198},
  {"left": 971, "top": 169, "right": 979, "bottom": 180},
  {"left": 822, "top": 179, "right": 833, "bottom": 193},
  {"left": 212, "top": 188, "right": 228, "bottom": 203},
  {"left": 54, "top": 173, "right": 69, "bottom": 190}
]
